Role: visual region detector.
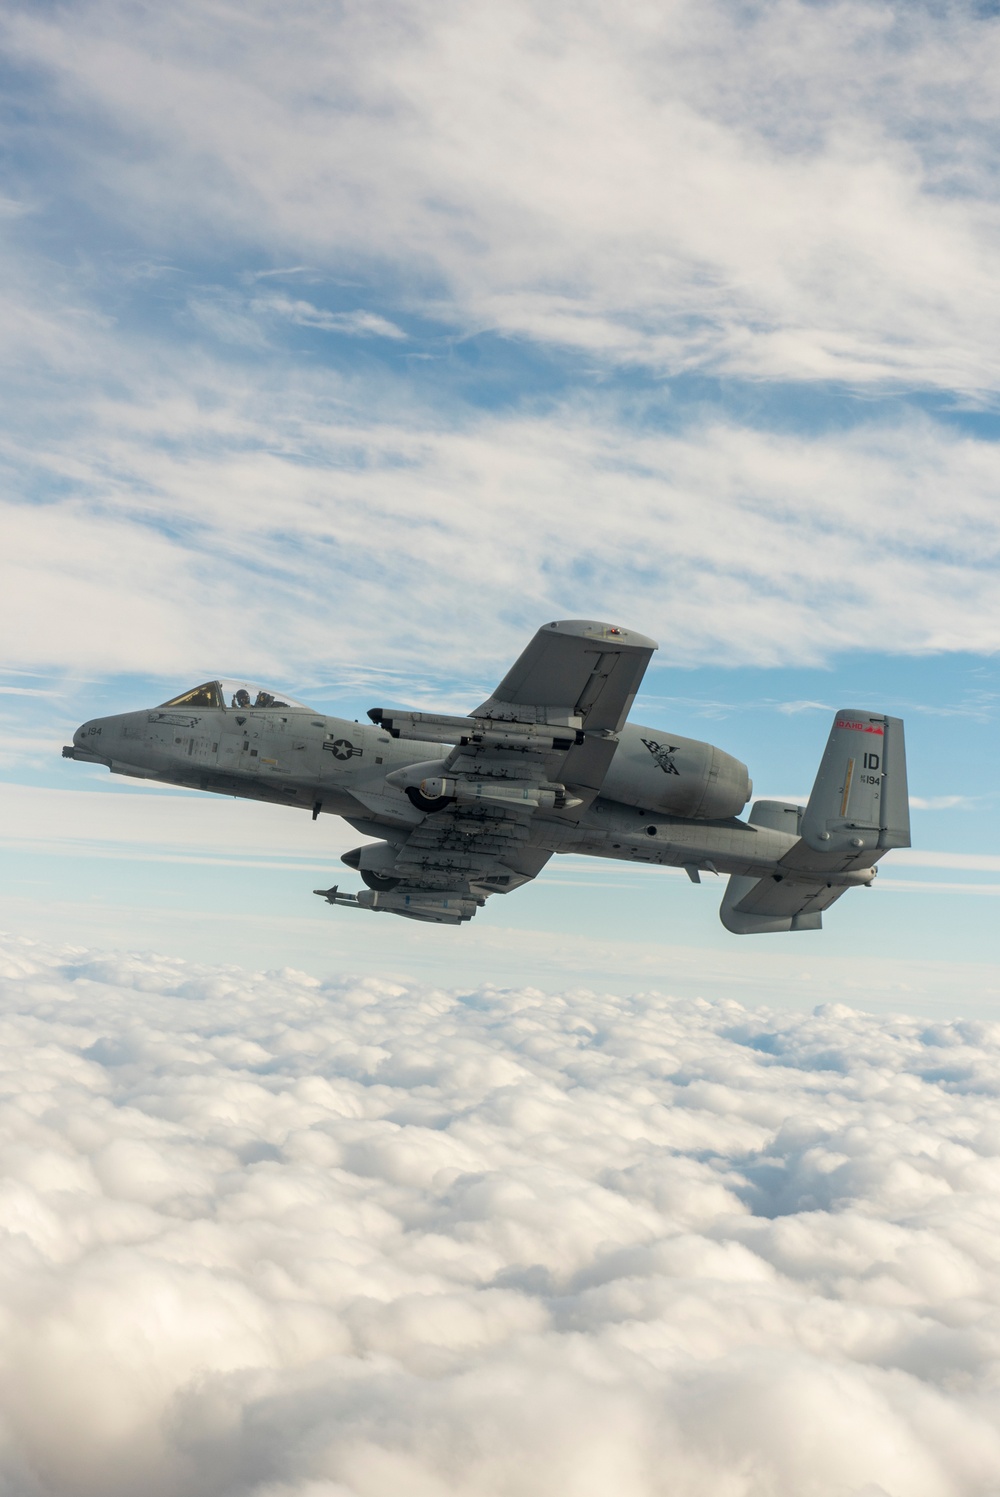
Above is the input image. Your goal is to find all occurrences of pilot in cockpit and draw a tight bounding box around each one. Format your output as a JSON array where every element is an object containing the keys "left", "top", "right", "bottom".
[{"left": 233, "top": 689, "right": 251, "bottom": 708}]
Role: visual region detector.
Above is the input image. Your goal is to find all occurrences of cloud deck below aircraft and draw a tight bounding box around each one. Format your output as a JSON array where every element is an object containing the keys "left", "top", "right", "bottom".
[{"left": 1, "top": 933, "right": 999, "bottom": 1496}]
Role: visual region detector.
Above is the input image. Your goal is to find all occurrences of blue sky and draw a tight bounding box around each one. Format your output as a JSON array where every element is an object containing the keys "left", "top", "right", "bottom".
[{"left": 2, "top": 0, "right": 1000, "bottom": 1011}]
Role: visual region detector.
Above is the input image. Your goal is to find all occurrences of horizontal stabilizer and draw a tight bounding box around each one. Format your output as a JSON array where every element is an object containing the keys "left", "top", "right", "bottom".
[
  {"left": 720, "top": 800, "right": 834, "bottom": 933},
  {"left": 720, "top": 872, "right": 844, "bottom": 934}
]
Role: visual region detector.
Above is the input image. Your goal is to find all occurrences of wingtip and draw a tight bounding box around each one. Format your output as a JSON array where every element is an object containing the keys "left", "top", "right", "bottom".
[{"left": 543, "top": 620, "right": 658, "bottom": 651}]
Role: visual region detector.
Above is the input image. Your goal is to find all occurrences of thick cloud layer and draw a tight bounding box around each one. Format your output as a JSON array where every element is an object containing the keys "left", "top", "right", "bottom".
[{"left": 2, "top": 933, "right": 1000, "bottom": 1496}]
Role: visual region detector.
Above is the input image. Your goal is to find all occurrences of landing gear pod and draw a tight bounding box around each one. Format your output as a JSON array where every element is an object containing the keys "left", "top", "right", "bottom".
[{"left": 341, "top": 841, "right": 402, "bottom": 890}]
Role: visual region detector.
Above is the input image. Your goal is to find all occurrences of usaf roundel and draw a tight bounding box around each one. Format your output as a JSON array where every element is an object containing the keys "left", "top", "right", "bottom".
[{"left": 327, "top": 738, "right": 361, "bottom": 761}]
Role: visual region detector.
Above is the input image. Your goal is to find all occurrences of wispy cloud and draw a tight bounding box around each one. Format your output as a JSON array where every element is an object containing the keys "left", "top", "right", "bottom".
[
  {"left": 7, "top": 1, "right": 1000, "bottom": 390},
  {"left": 186, "top": 288, "right": 409, "bottom": 346},
  {"left": 0, "top": 783, "right": 360, "bottom": 861},
  {"left": 1, "top": 0, "right": 1000, "bottom": 693},
  {"left": 878, "top": 877, "right": 1000, "bottom": 895},
  {"left": 776, "top": 699, "right": 834, "bottom": 715},
  {"left": 893, "top": 848, "right": 1000, "bottom": 871},
  {"left": 4, "top": 369, "right": 1000, "bottom": 681},
  {"left": 257, "top": 294, "right": 407, "bottom": 339},
  {"left": 908, "top": 795, "right": 976, "bottom": 811}
]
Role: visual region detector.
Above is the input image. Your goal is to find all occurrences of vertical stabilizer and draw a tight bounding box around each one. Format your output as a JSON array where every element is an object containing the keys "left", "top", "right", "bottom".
[{"left": 800, "top": 711, "right": 909, "bottom": 858}]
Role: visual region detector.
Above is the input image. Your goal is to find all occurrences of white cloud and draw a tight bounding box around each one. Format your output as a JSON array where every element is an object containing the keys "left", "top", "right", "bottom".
[
  {"left": 257, "top": 295, "right": 407, "bottom": 340},
  {"left": 892, "top": 850, "right": 999, "bottom": 874},
  {"left": 908, "top": 796, "right": 976, "bottom": 811},
  {"left": 185, "top": 291, "right": 408, "bottom": 347},
  {"left": 0, "top": 783, "right": 361, "bottom": 868},
  {"left": 4, "top": 370, "right": 1000, "bottom": 681},
  {"left": 1, "top": 932, "right": 1000, "bottom": 1494},
  {"left": 2, "top": 0, "right": 1000, "bottom": 692},
  {"left": 878, "top": 877, "right": 1000, "bottom": 895},
  {"left": 893, "top": 849, "right": 1000, "bottom": 871},
  {"left": 7, "top": 0, "right": 1000, "bottom": 390},
  {"left": 775, "top": 699, "right": 834, "bottom": 715}
]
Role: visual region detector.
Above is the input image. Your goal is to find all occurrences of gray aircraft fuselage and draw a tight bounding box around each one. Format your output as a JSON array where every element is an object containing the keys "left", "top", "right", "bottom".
[
  {"left": 66, "top": 619, "right": 909, "bottom": 930},
  {"left": 66, "top": 692, "right": 864, "bottom": 889}
]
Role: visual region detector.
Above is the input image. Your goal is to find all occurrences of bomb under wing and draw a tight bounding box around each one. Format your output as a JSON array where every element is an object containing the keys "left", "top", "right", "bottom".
[{"left": 64, "top": 621, "right": 910, "bottom": 931}]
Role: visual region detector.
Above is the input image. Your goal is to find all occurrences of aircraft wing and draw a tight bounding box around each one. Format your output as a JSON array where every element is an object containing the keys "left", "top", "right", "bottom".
[
  {"left": 338, "top": 620, "right": 657, "bottom": 923},
  {"left": 330, "top": 790, "right": 555, "bottom": 926},
  {"left": 392, "top": 811, "right": 553, "bottom": 899},
  {"left": 473, "top": 618, "right": 658, "bottom": 819},
  {"left": 473, "top": 618, "right": 657, "bottom": 733},
  {"left": 353, "top": 721, "right": 565, "bottom": 923}
]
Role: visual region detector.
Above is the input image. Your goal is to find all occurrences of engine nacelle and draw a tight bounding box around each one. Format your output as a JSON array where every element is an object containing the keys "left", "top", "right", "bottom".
[{"left": 602, "top": 722, "right": 751, "bottom": 820}]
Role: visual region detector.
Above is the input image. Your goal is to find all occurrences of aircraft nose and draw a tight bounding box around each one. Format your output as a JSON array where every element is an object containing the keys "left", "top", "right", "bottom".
[
  {"left": 64, "top": 715, "right": 122, "bottom": 765},
  {"left": 72, "top": 717, "right": 116, "bottom": 752}
]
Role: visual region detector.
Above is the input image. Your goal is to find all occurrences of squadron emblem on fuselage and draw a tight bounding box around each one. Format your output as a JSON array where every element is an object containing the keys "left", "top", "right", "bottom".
[{"left": 641, "top": 737, "right": 680, "bottom": 775}]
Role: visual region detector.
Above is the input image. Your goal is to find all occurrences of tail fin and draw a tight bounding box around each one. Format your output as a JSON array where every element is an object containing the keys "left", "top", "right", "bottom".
[
  {"left": 719, "top": 711, "right": 909, "bottom": 936},
  {"left": 800, "top": 710, "right": 909, "bottom": 857}
]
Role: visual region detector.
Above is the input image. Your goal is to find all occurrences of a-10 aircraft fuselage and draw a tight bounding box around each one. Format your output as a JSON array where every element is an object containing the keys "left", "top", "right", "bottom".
[{"left": 65, "top": 621, "right": 910, "bottom": 930}]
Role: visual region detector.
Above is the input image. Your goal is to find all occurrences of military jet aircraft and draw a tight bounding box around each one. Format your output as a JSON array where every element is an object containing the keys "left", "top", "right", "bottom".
[{"left": 64, "top": 619, "right": 909, "bottom": 931}]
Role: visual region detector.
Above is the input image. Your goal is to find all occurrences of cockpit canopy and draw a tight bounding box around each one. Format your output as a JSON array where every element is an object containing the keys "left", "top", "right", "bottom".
[{"left": 158, "top": 680, "right": 313, "bottom": 711}]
